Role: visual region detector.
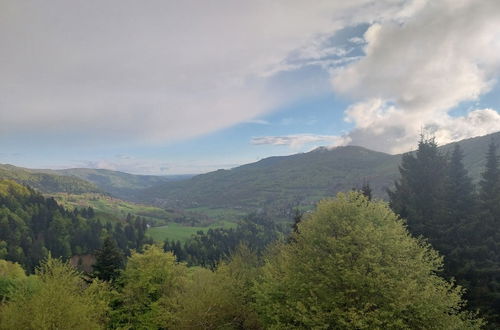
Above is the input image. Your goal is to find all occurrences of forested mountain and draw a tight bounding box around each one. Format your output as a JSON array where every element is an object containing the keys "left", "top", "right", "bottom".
[
  {"left": 39, "top": 168, "right": 170, "bottom": 200},
  {"left": 0, "top": 164, "right": 101, "bottom": 194},
  {"left": 2, "top": 131, "right": 500, "bottom": 217},
  {"left": 139, "top": 131, "right": 500, "bottom": 212},
  {"left": 0, "top": 179, "right": 151, "bottom": 272},
  {"left": 0, "top": 165, "right": 172, "bottom": 199},
  {"left": 140, "top": 146, "right": 399, "bottom": 210}
]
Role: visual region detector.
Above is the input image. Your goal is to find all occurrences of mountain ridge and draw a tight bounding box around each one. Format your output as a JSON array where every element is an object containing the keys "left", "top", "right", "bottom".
[
  {"left": 137, "top": 131, "right": 500, "bottom": 212},
  {"left": 2, "top": 132, "right": 500, "bottom": 213}
]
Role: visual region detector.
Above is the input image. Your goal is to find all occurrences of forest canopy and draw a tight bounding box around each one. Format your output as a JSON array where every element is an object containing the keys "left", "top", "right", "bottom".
[{"left": 0, "top": 192, "right": 483, "bottom": 329}]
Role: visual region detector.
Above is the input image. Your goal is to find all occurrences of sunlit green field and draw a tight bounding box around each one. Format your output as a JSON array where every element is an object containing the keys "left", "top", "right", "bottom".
[
  {"left": 147, "top": 221, "right": 236, "bottom": 242},
  {"left": 51, "top": 193, "right": 173, "bottom": 225}
]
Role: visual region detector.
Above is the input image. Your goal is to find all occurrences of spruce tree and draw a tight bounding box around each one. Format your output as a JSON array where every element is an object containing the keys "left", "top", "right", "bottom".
[
  {"left": 93, "top": 236, "right": 124, "bottom": 282},
  {"left": 471, "top": 141, "right": 500, "bottom": 326},
  {"left": 388, "top": 136, "right": 448, "bottom": 245},
  {"left": 479, "top": 141, "right": 500, "bottom": 218},
  {"left": 361, "top": 181, "right": 372, "bottom": 201},
  {"left": 442, "top": 144, "right": 476, "bottom": 258}
]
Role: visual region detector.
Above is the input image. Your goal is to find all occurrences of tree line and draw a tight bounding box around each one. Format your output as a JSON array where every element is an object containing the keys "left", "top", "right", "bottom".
[
  {"left": 0, "top": 193, "right": 483, "bottom": 329},
  {"left": 0, "top": 180, "right": 151, "bottom": 272},
  {"left": 163, "top": 212, "right": 284, "bottom": 268},
  {"left": 389, "top": 137, "right": 500, "bottom": 327}
]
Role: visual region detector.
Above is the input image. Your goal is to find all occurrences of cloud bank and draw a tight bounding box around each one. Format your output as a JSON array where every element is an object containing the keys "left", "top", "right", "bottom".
[
  {"left": 252, "top": 134, "right": 350, "bottom": 149},
  {"left": 2, "top": 0, "right": 500, "bottom": 159},
  {"left": 332, "top": 0, "right": 500, "bottom": 153},
  {"left": 0, "top": 0, "right": 406, "bottom": 145}
]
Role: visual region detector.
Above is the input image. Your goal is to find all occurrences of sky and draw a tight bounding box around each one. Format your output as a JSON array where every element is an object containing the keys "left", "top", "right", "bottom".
[{"left": 1, "top": 0, "right": 500, "bottom": 174}]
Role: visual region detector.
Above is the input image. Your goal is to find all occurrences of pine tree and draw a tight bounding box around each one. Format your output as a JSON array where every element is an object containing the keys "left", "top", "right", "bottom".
[
  {"left": 479, "top": 141, "right": 500, "bottom": 218},
  {"left": 361, "top": 180, "right": 372, "bottom": 201},
  {"left": 441, "top": 144, "right": 477, "bottom": 257},
  {"left": 388, "top": 137, "right": 448, "bottom": 244},
  {"left": 471, "top": 141, "right": 500, "bottom": 326},
  {"left": 93, "top": 236, "right": 124, "bottom": 282}
]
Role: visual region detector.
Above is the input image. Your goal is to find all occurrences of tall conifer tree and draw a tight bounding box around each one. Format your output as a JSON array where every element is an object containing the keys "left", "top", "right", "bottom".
[
  {"left": 93, "top": 236, "right": 124, "bottom": 282},
  {"left": 472, "top": 140, "right": 500, "bottom": 326},
  {"left": 388, "top": 136, "right": 448, "bottom": 245},
  {"left": 479, "top": 141, "right": 500, "bottom": 218}
]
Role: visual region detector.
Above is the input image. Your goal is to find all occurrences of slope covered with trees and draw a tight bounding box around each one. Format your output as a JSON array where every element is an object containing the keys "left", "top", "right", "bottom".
[
  {"left": 139, "top": 132, "right": 500, "bottom": 217},
  {"left": 41, "top": 168, "right": 170, "bottom": 200},
  {"left": 389, "top": 137, "right": 500, "bottom": 327},
  {"left": 0, "top": 193, "right": 482, "bottom": 329},
  {"left": 141, "top": 145, "right": 399, "bottom": 210},
  {"left": 0, "top": 179, "right": 151, "bottom": 272},
  {"left": 0, "top": 164, "right": 101, "bottom": 194}
]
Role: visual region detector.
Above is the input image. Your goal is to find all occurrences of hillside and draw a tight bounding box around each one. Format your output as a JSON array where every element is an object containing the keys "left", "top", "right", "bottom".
[
  {"left": 40, "top": 168, "right": 170, "bottom": 200},
  {"left": 0, "top": 164, "right": 101, "bottom": 194},
  {"left": 438, "top": 131, "right": 500, "bottom": 180},
  {"left": 139, "top": 131, "right": 500, "bottom": 212},
  {"left": 140, "top": 146, "right": 401, "bottom": 210},
  {"left": 0, "top": 164, "right": 172, "bottom": 199},
  {"left": 51, "top": 192, "right": 175, "bottom": 225},
  {"left": 0, "top": 179, "right": 149, "bottom": 271}
]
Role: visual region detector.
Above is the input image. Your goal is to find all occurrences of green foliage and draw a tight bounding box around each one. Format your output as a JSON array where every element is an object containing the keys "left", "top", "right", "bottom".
[
  {"left": 148, "top": 220, "right": 236, "bottom": 242},
  {"left": 93, "top": 236, "right": 124, "bottom": 282},
  {"left": 479, "top": 141, "right": 500, "bottom": 217},
  {"left": 0, "top": 257, "right": 111, "bottom": 330},
  {"left": 164, "top": 213, "right": 283, "bottom": 268},
  {"left": 172, "top": 246, "right": 262, "bottom": 329},
  {"left": 254, "top": 193, "right": 482, "bottom": 329},
  {"left": 0, "top": 164, "right": 101, "bottom": 194},
  {"left": 389, "top": 138, "right": 500, "bottom": 326},
  {"left": 45, "top": 167, "right": 170, "bottom": 200},
  {"left": 0, "top": 179, "right": 151, "bottom": 271},
  {"left": 0, "top": 259, "right": 27, "bottom": 301},
  {"left": 53, "top": 192, "right": 175, "bottom": 225},
  {"left": 112, "top": 245, "right": 188, "bottom": 329},
  {"left": 388, "top": 137, "right": 448, "bottom": 243}
]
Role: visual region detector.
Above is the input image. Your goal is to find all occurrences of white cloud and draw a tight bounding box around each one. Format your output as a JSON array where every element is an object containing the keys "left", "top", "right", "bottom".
[
  {"left": 4, "top": 0, "right": 500, "bottom": 157},
  {"left": 0, "top": 0, "right": 410, "bottom": 145},
  {"left": 243, "top": 119, "right": 270, "bottom": 125},
  {"left": 251, "top": 134, "right": 350, "bottom": 149},
  {"left": 331, "top": 0, "right": 500, "bottom": 153},
  {"left": 64, "top": 157, "right": 241, "bottom": 175}
]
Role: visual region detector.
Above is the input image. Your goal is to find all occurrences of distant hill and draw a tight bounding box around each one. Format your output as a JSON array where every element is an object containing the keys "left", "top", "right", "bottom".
[
  {"left": 139, "top": 131, "right": 500, "bottom": 212},
  {"left": 438, "top": 131, "right": 500, "bottom": 180},
  {"left": 0, "top": 164, "right": 174, "bottom": 200},
  {"left": 39, "top": 168, "right": 170, "bottom": 200},
  {"left": 140, "top": 145, "right": 401, "bottom": 210},
  {"left": 0, "top": 164, "right": 101, "bottom": 194}
]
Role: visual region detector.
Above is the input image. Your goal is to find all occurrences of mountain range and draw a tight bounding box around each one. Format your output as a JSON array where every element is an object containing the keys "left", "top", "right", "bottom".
[
  {"left": 1, "top": 131, "right": 500, "bottom": 215},
  {"left": 138, "top": 131, "right": 500, "bottom": 212}
]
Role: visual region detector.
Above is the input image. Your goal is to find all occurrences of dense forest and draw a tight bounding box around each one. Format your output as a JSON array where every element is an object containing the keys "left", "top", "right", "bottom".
[
  {"left": 389, "top": 138, "right": 500, "bottom": 327},
  {"left": 1, "top": 137, "right": 500, "bottom": 328},
  {"left": 0, "top": 180, "right": 151, "bottom": 272},
  {"left": 163, "top": 212, "right": 284, "bottom": 268},
  {"left": 0, "top": 194, "right": 483, "bottom": 329}
]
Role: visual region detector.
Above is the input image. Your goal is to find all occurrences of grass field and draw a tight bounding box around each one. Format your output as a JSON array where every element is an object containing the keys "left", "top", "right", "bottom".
[{"left": 147, "top": 220, "right": 236, "bottom": 242}]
